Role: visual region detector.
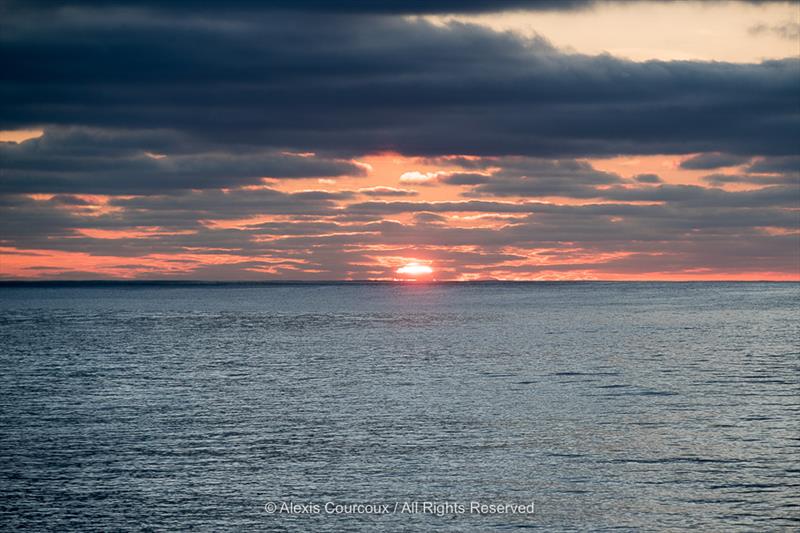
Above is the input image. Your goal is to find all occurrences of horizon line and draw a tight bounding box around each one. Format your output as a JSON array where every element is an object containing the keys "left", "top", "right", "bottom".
[{"left": 1, "top": 279, "right": 798, "bottom": 286}]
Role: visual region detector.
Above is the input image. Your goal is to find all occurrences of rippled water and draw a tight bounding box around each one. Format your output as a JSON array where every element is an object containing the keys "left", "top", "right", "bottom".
[{"left": 1, "top": 282, "right": 798, "bottom": 531}]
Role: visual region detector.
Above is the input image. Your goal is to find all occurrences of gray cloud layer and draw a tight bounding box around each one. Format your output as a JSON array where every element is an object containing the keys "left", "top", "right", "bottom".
[
  {"left": 0, "top": 128, "right": 366, "bottom": 193},
  {"left": 2, "top": 5, "right": 798, "bottom": 161}
]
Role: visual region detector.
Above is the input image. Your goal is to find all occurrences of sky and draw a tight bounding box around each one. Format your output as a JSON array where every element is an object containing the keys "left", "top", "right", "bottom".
[{"left": 1, "top": 0, "right": 798, "bottom": 281}]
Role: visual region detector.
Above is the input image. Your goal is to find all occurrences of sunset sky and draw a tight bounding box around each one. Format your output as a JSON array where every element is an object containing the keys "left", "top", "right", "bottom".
[{"left": 1, "top": 0, "right": 798, "bottom": 280}]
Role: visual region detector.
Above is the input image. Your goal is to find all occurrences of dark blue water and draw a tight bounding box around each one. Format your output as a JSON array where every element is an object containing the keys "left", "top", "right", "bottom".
[{"left": 1, "top": 282, "right": 798, "bottom": 531}]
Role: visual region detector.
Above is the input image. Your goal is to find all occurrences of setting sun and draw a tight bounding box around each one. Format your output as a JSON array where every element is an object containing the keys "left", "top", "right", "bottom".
[{"left": 396, "top": 263, "right": 434, "bottom": 277}]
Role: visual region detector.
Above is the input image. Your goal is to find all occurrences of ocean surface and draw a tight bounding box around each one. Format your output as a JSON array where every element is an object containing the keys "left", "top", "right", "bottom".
[{"left": 0, "top": 282, "right": 798, "bottom": 531}]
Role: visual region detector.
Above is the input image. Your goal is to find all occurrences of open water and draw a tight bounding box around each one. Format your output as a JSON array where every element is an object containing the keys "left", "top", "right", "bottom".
[{"left": 0, "top": 282, "right": 798, "bottom": 531}]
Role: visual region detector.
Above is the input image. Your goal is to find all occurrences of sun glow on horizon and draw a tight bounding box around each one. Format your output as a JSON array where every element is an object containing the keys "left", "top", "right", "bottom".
[{"left": 396, "top": 263, "right": 434, "bottom": 277}]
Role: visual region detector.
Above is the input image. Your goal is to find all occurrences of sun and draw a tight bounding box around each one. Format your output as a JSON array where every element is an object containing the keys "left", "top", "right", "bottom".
[{"left": 396, "top": 262, "right": 434, "bottom": 277}]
